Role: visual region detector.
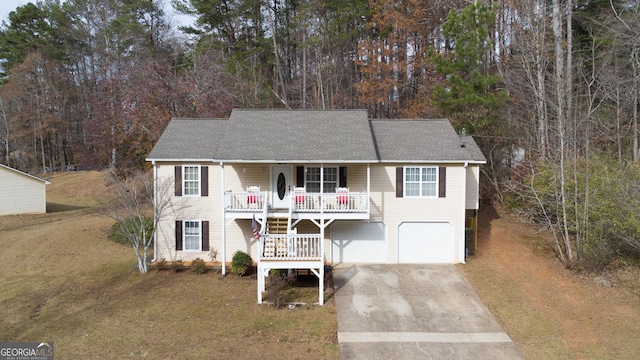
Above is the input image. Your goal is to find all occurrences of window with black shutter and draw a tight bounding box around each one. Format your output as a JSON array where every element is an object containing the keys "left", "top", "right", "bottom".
[
  {"left": 439, "top": 167, "right": 446, "bottom": 198},
  {"left": 201, "top": 166, "right": 208, "bottom": 196},
  {"left": 175, "top": 166, "right": 182, "bottom": 196},
  {"left": 175, "top": 221, "right": 183, "bottom": 250},
  {"left": 202, "top": 221, "right": 209, "bottom": 251},
  {"left": 296, "top": 166, "right": 304, "bottom": 187},
  {"left": 396, "top": 167, "right": 403, "bottom": 197},
  {"left": 339, "top": 167, "right": 347, "bottom": 188},
  {"left": 398, "top": 166, "right": 445, "bottom": 198}
]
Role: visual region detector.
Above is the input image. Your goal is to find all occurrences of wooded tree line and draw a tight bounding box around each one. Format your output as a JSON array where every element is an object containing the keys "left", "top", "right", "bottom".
[{"left": 1, "top": 0, "right": 640, "bottom": 269}]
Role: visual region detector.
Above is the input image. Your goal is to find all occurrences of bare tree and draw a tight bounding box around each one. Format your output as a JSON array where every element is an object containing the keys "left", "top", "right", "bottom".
[
  {"left": 0, "top": 98, "right": 9, "bottom": 165},
  {"left": 101, "top": 169, "right": 175, "bottom": 273},
  {"left": 608, "top": 0, "right": 640, "bottom": 161}
]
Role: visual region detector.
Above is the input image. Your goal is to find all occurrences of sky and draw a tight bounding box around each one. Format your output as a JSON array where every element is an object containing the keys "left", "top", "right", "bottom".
[
  {"left": 0, "top": 0, "right": 196, "bottom": 28},
  {"left": 0, "top": 0, "right": 28, "bottom": 25}
]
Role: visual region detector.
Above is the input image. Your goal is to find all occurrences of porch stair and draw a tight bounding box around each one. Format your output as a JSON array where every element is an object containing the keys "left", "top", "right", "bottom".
[{"left": 267, "top": 217, "right": 289, "bottom": 234}]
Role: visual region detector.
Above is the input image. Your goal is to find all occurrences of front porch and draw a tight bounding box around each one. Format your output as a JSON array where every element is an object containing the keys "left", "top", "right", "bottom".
[
  {"left": 259, "top": 234, "right": 323, "bottom": 261},
  {"left": 256, "top": 233, "right": 325, "bottom": 305},
  {"left": 219, "top": 163, "right": 371, "bottom": 306},
  {"left": 224, "top": 190, "right": 369, "bottom": 216}
]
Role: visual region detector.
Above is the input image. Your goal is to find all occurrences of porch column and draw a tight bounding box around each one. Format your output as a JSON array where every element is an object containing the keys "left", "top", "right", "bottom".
[
  {"left": 320, "top": 218, "right": 325, "bottom": 305},
  {"left": 319, "top": 265, "right": 324, "bottom": 305},
  {"left": 320, "top": 164, "right": 324, "bottom": 214},
  {"left": 257, "top": 266, "right": 265, "bottom": 304}
]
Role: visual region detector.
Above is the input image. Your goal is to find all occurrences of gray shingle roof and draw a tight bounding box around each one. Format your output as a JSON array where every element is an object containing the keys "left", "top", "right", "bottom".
[
  {"left": 371, "top": 119, "right": 486, "bottom": 162},
  {"left": 215, "top": 109, "right": 377, "bottom": 161},
  {"left": 147, "top": 119, "right": 227, "bottom": 160},
  {"left": 146, "top": 110, "right": 486, "bottom": 163}
]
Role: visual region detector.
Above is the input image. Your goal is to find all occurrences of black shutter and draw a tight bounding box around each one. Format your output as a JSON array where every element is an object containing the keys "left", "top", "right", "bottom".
[
  {"left": 175, "top": 221, "right": 183, "bottom": 250},
  {"left": 296, "top": 166, "right": 304, "bottom": 187},
  {"left": 201, "top": 166, "right": 208, "bottom": 196},
  {"left": 439, "top": 167, "right": 446, "bottom": 198},
  {"left": 175, "top": 166, "right": 182, "bottom": 196},
  {"left": 396, "top": 167, "right": 403, "bottom": 198},
  {"left": 339, "top": 167, "right": 347, "bottom": 188},
  {"left": 201, "top": 221, "right": 209, "bottom": 251}
]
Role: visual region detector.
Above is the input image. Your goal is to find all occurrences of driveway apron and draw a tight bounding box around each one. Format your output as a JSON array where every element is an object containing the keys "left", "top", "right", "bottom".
[{"left": 333, "top": 264, "right": 525, "bottom": 360}]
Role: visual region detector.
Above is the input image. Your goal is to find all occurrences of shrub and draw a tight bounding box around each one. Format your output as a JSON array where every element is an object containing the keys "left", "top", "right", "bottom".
[
  {"left": 191, "top": 258, "right": 207, "bottom": 274},
  {"left": 107, "top": 217, "right": 153, "bottom": 246},
  {"left": 578, "top": 235, "right": 614, "bottom": 272},
  {"left": 155, "top": 258, "right": 168, "bottom": 271},
  {"left": 231, "top": 250, "right": 252, "bottom": 276},
  {"left": 263, "top": 272, "right": 295, "bottom": 309},
  {"left": 171, "top": 259, "right": 185, "bottom": 272},
  {"left": 208, "top": 248, "right": 220, "bottom": 273},
  {"left": 270, "top": 268, "right": 285, "bottom": 277}
]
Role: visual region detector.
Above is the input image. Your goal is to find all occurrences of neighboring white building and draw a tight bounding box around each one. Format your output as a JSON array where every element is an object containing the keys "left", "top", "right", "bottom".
[
  {"left": 147, "top": 109, "right": 486, "bottom": 304},
  {"left": 0, "top": 163, "right": 50, "bottom": 216}
]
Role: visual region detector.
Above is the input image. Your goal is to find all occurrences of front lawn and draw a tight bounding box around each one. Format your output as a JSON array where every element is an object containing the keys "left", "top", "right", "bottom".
[{"left": 0, "top": 171, "right": 339, "bottom": 359}]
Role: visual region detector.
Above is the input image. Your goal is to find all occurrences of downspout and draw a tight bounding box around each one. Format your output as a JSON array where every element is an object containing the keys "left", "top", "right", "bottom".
[
  {"left": 462, "top": 162, "right": 468, "bottom": 263},
  {"left": 152, "top": 160, "right": 157, "bottom": 263},
  {"left": 221, "top": 161, "right": 226, "bottom": 276},
  {"left": 366, "top": 163, "right": 370, "bottom": 214}
]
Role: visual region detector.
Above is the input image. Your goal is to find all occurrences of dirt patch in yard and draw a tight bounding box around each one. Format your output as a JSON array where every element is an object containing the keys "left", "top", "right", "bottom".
[{"left": 459, "top": 206, "right": 640, "bottom": 359}]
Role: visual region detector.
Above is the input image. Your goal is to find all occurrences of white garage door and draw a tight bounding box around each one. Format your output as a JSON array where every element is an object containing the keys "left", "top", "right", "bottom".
[
  {"left": 398, "top": 222, "right": 454, "bottom": 263},
  {"left": 331, "top": 221, "right": 386, "bottom": 263}
]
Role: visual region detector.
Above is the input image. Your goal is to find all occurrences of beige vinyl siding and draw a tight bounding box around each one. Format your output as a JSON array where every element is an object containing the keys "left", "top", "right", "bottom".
[
  {"left": 223, "top": 164, "right": 269, "bottom": 263},
  {"left": 369, "top": 163, "right": 467, "bottom": 263},
  {"left": 465, "top": 165, "right": 480, "bottom": 210},
  {"left": 157, "top": 161, "right": 471, "bottom": 264},
  {"left": 0, "top": 167, "right": 47, "bottom": 216},
  {"left": 155, "top": 162, "right": 220, "bottom": 262},
  {"left": 340, "top": 165, "right": 367, "bottom": 193},
  {"left": 224, "top": 163, "right": 368, "bottom": 196},
  {"left": 224, "top": 164, "right": 271, "bottom": 193}
]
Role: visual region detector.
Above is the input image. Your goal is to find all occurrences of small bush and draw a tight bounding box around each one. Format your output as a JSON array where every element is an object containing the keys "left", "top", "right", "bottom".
[
  {"left": 231, "top": 250, "right": 252, "bottom": 276},
  {"left": 208, "top": 248, "right": 220, "bottom": 273},
  {"left": 263, "top": 272, "right": 295, "bottom": 309},
  {"left": 155, "top": 258, "right": 168, "bottom": 271},
  {"left": 172, "top": 259, "right": 185, "bottom": 273},
  {"left": 107, "top": 217, "right": 153, "bottom": 246},
  {"left": 270, "top": 268, "right": 285, "bottom": 277},
  {"left": 191, "top": 258, "right": 207, "bottom": 274},
  {"left": 577, "top": 233, "right": 616, "bottom": 272}
]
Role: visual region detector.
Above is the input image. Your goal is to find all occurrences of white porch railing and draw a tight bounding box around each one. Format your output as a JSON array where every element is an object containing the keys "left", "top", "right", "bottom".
[
  {"left": 224, "top": 190, "right": 369, "bottom": 213},
  {"left": 225, "top": 191, "right": 267, "bottom": 211},
  {"left": 259, "top": 234, "right": 322, "bottom": 261},
  {"left": 293, "top": 192, "right": 368, "bottom": 213}
]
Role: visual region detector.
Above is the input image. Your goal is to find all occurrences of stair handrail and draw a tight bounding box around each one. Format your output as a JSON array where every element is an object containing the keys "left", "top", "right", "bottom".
[
  {"left": 287, "top": 188, "right": 293, "bottom": 233},
  {"left": 260, "top": 191, "right": 269, "bottom": 234}
]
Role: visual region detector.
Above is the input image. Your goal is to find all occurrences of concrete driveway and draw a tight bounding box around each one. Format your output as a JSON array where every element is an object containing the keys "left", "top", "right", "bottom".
[{"left": 333, "top": 264, "right": 525, "bottom": 360}]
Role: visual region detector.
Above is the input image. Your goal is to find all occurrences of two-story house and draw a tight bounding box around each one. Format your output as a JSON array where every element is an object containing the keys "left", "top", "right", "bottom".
[{"left": 146, "top": 109, "right": 486, "bottom": 304}]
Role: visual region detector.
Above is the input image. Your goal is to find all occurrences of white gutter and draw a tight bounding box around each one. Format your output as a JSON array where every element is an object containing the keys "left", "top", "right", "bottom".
[
  {"left": 146, "top": 158, "right": 486, "bottom": 165},
  {"left": 210, "top": 160, "right": 374, "bottom": 164},
  {"left": 221, "top": 161, "right": 226, "bottom": 276},
  {"left": 145, "top": 158, "right": 216, "bottom": 163},
  {"left": 146, "top": 158, "right": 373, "bottom": 164},
  {"left": 152, "top": 160, "right": 157, "bottom": 263},
  {"left": 378, "top": 160, "right": 486, "bottom": 164}
]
